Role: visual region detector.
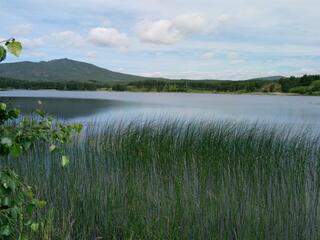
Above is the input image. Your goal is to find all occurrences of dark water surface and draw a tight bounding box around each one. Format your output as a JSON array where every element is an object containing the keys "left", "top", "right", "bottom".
[{"left": 1, "top": 90, "right": 320, "bottom": 131}]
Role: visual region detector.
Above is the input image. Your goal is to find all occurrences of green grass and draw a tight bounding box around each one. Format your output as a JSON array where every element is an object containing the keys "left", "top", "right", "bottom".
[{"left": 1, "top": 120, "right": 320, "bottom": 239}]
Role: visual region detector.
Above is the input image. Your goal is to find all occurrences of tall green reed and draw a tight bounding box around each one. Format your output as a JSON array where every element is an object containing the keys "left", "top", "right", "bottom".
[{"left": 1, "top": 120, "right": 319, "bottom": 239}]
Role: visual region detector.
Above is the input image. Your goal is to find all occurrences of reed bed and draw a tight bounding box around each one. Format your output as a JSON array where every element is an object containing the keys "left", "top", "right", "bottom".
[{"left": 1, "top": 120, "right": 320, "bottom": 239}]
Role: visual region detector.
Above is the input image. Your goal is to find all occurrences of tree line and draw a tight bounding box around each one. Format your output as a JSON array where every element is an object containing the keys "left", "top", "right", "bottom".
[{"left": 1, "top": 75, "right": 320, "bottom": 95}]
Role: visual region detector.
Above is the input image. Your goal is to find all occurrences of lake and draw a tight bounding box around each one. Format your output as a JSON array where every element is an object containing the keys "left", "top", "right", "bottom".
[{"left": 0, "top": 90, "right": 320, "bottom": 131}]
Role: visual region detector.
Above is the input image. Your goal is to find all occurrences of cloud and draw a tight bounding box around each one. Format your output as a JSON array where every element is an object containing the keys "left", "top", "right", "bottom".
[
  {"left": 135, "top": 13, "right": 230, "bottom": 45},
  {"left": 172, "top": 13, "right": 209, "bottom": 34},
  {"left": 49, "top": 31, "right": 87, "bottom": 48},
  {"left": 86, "top": 51, "right": 97, "bottom": 58},
  {"left": 3, "top": 0, "right": 320, "bottom": 79},
  {"left": 88, "top": 27, "right": 129, "bottom": 48},
  {"left": 226, "top": 51, "right": 245, "bottom": 64},
  {"left": 11, "top": 24, "right": 33, "bottom": 36},
  {"left": 200, "top": 51, "right": 215, "bottom": 59},
  {"left": 135, "top": 20, "right": 183, "bottom": 44},
  {"left": 28, "top": 51, "right": 46, "bottom": 57},
  {"left": 20, "top": 38, "right": 44, "bottom": 49},
  {"left": 142, "top": 72, "right": 163, "bottom": 78}
]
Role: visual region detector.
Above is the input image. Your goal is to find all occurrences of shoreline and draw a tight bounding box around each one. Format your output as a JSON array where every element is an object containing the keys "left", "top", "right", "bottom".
[{"left": 0, "top": 88, "right": 311, "bottom": 97}]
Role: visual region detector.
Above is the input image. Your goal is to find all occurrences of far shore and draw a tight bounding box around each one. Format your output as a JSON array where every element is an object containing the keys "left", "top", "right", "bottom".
[{"left": 0, "top": 88, "right": 310, "bottom": 97}]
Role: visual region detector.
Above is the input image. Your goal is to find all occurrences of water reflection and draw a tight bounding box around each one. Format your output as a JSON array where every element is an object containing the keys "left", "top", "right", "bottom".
[
  {"left": 0, "top": 97, "right": 133, "bottom": 119},
  {"left": 0, "top": 90, "right": 320, "bottom": 132}
]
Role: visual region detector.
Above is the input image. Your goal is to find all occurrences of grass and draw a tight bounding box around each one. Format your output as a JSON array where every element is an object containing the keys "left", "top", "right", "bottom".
[{"left": 1, "top": 120, "right": 320, "bottom": 239}]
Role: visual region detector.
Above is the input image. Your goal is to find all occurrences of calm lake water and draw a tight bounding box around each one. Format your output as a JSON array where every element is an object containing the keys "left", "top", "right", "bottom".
[{"left": 1, "top": 90, "right": 320, "bottom": 131}]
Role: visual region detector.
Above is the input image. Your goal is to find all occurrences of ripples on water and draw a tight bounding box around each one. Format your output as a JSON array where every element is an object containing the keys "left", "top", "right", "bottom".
[{"left": 0, "top": 90, "right": 320, "bottom": 135}]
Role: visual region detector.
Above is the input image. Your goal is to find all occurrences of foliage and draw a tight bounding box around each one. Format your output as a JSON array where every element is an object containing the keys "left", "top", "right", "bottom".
[
  {"left": 0, "top": 169, "right": 45, "bottom": 239},
  {"left": 311, "top": 80, "right": 320, "bottom": 91},
  {"left": 3, "top": 120, "right": 319, "bottom": 239},
  {"left": 0, "top": 38, "right": 22, "bottom": 62},
  {"left": 289, "top": 86, "right": 313, "bottom": 94},
  {"left": 0, "top": 102, "right": 82, "bottom": 163},
  {"left": 0, "top": 102, "right": 82, "bottom": 239},
  {"left": 112, "top": 84, "right": 127, "bottom": 91},
  {"left": 0, "top": 39, "right": 82, "bottom": 239},
  {"left": 1, "top": 74, "right": 320, "bottom": 95}
]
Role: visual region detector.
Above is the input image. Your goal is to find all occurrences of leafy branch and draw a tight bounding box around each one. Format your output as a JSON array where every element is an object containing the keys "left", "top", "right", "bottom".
[
  {"left": 0, "top": 39, "right": 83, "bottom": 239},
  {"left": 0, "top": 38, "right": 22, "bottom": 62}
]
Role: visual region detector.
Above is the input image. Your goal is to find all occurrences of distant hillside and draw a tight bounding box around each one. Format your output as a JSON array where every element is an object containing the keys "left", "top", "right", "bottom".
[
  {"left": 0, "top": 58, "right": 161, "bottom": 83},
  {"left": 0, "top": 58, "right": 286, "bottom": 83},
  {"left": 0, "top": 58, "right": 319, "bottom": 96}
]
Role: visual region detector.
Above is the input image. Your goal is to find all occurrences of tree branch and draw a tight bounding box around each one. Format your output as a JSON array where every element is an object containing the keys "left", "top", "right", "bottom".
[{"left": 0, "top": 38, "right": 14, "bottom": 44}]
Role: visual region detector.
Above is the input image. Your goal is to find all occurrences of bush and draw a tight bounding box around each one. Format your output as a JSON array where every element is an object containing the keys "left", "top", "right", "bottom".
[
  {"left": 289, "top": 86, "right": 313, "bottom": 94},
  {"left": 112, "top": 84, "right": 127, "bottom": 91}
]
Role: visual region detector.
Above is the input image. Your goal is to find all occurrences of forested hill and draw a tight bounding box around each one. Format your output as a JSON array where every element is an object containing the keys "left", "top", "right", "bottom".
[
  {"left": 0, "top": 58, "right": 163, "bottom": 83},
  {"left": 0, "top": 59, "right": 319, "bottom": 95}
]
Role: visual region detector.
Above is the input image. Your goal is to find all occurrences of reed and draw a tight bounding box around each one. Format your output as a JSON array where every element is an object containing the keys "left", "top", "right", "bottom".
[{"left": 2, "top": 120, "right": 320, "bottom": 239}]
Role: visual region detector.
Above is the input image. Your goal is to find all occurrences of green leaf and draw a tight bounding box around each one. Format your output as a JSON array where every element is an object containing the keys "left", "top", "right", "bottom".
[
  {"left": 10, "top": 144, "right": 23, "bottom": 158},
  {"left": 6, "top": 41, "right": 22, "bottom": 57},
  {"left": 0, "top": 225, "right": 11, "bottom": 236},
  {"left": 24, "top": 189, "right": 34, "bottom": 199},
  {"left": 8, "top": 108, "right": 21, "bottom": 118},
  {"left": 73, "top": 124, "right": 83, "bottom": 134},
  {"left": 30, "top": 223, "right": 39, "bottom": 232},
  {"left": 35, "top": 109, "right": 46, "bottom": 118},
  {"left": 23, "top": 141, "right": 32, "bottom": 151},
  {"left": 49, "top": 144, "right": 56, "bottom": 152},
  {"left": 0, "top": 46, "right": 6, "bottom": 62},
  {"left": 33, "top": 199, "right": 46, "bottom": 208},
  {"left": 61, "top": 155, "right": 70, "bottom": 167},
  {"left": 0, "top": 102, "right": 6, "bottom": 110},
  {"left": 10, "top": 206, "right": 19, "bottom": 220},
  {"left": 26, "top": 203, "right": 35, "bottom": 215},
  {"left": 3, "top": 197, "right": 10, "bottom": 206}
]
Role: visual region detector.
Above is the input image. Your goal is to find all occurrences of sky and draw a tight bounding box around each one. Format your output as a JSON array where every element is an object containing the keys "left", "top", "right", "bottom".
[{"left": 1, "top": 0, "right": 320, "bottom": 80}]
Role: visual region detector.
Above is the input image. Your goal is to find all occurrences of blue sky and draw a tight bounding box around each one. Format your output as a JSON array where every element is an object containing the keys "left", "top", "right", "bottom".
[{"left": 1, "top": 0, "right": 320, "bottom": 79}]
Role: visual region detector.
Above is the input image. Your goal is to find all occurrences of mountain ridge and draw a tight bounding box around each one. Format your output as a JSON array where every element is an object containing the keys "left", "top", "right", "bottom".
[
  {"left": 0, "top": 58, "right": 286, "bottom": 83},
  {"left": 0, "top": 58, "right": 165, "bottom": 83}
]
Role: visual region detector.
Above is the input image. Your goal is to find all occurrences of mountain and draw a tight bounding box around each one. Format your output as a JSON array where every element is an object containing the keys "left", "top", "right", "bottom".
[
  {"left": 0, "top": 58, "right": 161, "bottom": 83},
  {"left": 0, "top": 58, "right": 285, "bottom": 84}
]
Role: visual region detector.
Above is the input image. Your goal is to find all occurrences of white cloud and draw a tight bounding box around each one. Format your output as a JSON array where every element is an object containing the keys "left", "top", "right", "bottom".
[
  {"left": 226, "top": 51, "right": 245, "bottom": 65},
  {"left": 28, "top": 51, "right": 46, "bottom": 57},
  {"left": 11, "top": 24, "right": 33, "bottom": 36},
  {"left": 142, "top": 72, "right": 163, "bottom": 77},
  {"left": 135, "top": 13, "right": 230, "bottom": 45},
  {"left": 3, "top": 0, "right": 320, "bottom": 79},
  {"left": 49, "top": 31, "right": 87, "bottom": 48},
  {"left": 20, "top": 38, "right": 44, "bottom": 49},
  {"left": 88, "top": 27, "right": 129, "bottom": 48},
  {"left": 135, "top": 20, "right": 182, "bottom": 44},
  {"left": 172, "top": 13, "right": 208, "bottom": 34},
  {"left": 200, "top": 52, "right": 215, "bottom": 59},
  {"left": 86, "top": 51, "right": 97, "bottom": 58}
]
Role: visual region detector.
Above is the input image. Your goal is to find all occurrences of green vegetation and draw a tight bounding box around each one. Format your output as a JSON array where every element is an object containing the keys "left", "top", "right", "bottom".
[
  {"left": 0, "top": 59, "right": 163, "bottom": 83},
  {"left": 0, "top": 39, "right": 82, "bottom": 239},
  {"left": 0, "top": 58, "right": 319, "bottom": 95},
  {"left": 124, "top": 75, "right": 320, "bottom": 95},
  {"left": 0, "top": 58, "right": 318, "bottom": 95},
  {"left": 1, "top": 67, "right": 320, "bottom": 95},
  {"left": 0, "top": 99, "right": 82, "bottom": 240},
  {"left": 1, "top": 120, "right": 319, "bottom": 239}
]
